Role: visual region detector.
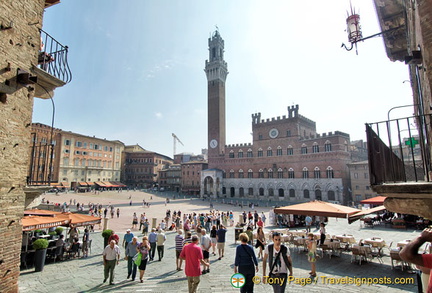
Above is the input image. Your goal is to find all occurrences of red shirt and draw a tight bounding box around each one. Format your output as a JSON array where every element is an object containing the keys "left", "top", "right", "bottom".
[
  {"left": 108, "top": 234, "right": 120, "bottom": 244},
  {"left": 180, "top": 242, "right": 203, "bottom": 277},
  {"left": 257, "top": 220, "right": 264, "bottom": 228},
  {"left": 422, "top": 254, "right": 432, "bottom": 293}
]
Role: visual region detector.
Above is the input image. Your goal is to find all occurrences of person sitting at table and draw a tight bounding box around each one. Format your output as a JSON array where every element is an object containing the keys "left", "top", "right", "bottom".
[
  {"left": 69, "top": 226, "right": 79, "bottom": 243},
  {"left": 55, "top": 235, "right": 65, "bottom": 260}
]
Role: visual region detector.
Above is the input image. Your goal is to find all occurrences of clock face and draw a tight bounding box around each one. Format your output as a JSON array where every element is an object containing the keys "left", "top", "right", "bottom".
[
  {"left": 269, "top": 128, "right": 279, "bottom": 139},
  {"left": 210, "top": 139, "right": 218, "bottom": 148}
]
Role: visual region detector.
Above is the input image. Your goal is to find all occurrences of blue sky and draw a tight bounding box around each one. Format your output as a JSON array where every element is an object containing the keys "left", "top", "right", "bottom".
[{"left": 33, "top": 0, "right": 413, "bottom": 158}]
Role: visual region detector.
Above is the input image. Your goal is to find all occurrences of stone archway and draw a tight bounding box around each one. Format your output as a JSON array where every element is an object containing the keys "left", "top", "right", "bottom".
[{"left": 203, "top": 176, "right": 214, "bottom": 195}]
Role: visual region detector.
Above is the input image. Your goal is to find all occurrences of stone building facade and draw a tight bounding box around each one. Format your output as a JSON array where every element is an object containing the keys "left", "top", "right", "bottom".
[
  {"left": 182, "top": 161, "right": 208, "bottom": 195},
  {"left": 347, "top": 161, "right": 378, "bottom": 205},
  {"left": 159, "top": 164, "right": 181, "bottom": 192},
  {"left": 0, "top": 1, "right": 69, "bottom": 291},
  {"left": 123, "top": 144, "right": 173, "bottom": 188},
  {"left": 201, "top": 31, "right": 352, "bottom": 204}
]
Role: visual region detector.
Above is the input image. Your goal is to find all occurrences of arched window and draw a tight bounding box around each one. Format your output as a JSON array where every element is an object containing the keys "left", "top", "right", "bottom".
[
  {"left": 324, "top": 141, "right": 332, "bottom": 152},
  {"left": 277, "top": 168, "right": 283, "bottom": 178},
  {"left": 278, "top": 189, "right": 284, "bottom": 197},
  {"left": 288, "top": 168, "right": 295, "bottom": 179},
  {"left": 314, "top": 167, "right": 321, "bottom": 179},
  {"left": 315, "top": 189, "right": 322, "bottom": 200},
  {"left": 239, "top": 187, "right": 244, "bottom": 197},
  {"left": 259, "top": 188, "right": 264, "bottom": 196},
  {"left": 247, "top": 149, "right": 253, "bottom": 158},
  {"left": 328, "top": 190, "right": 336, "bottom": 200},
  {"left": 304, "top": 189, "right": 310, "bottom": 198},
  {"left": 268, "top": 188, "right": 274, "bottom": 196},
  {"left": 301, "top": 144, "right": 308, "bottom": 154},
  {"left": 276, "top": 146, "right": 282, "bottom": 156},
  {"left": 222, "top": 170, "right": 226, "bottom": 178},
  {"left": 248, "top": 169, "right": 253, "bottom": 178},
  {"left": 326, "top": 166, "right": 334, "bottom": 178},
  {"left": 287, "top": 145, "right": 294, "bottom": 156},
  {"left": 248, "top": 188, "right": 253, "bottom": 196},
  {"left": 238, "top": 169, "right": 244, "bottom": 178},
  {"left": 238, "top": 150, "right": 243, "bottom": 158},
  {"left": 268, "top": 169, "right": 273, "bottom": 178},
  {"left": 289, "top": 189, "right": 295, "bottom": 197},
  {"left": 267, "top": 147, "right": 273, "bottom": 157},
  {"left": 229, "top": 150, "right": 234, "bottom": 158},
  {"left": 312, "top": 142, "right": 319, "bottom": 153},
  {"left": 257, "top": 148, "right": 263, "bottom": 157},
  {"left": 302, "top": 167, "right": 309, "bottom": 179},
  {"left": 258, "top": 169, "right": 264, "bottom": 178},
  {"left": 229, "top": 169, "right": 234, "bottom": 178}
]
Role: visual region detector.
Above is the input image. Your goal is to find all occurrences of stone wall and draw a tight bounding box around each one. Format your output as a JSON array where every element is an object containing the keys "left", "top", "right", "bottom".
[{"left": 0, "top": 0, "right": 45, "bottom": 292}]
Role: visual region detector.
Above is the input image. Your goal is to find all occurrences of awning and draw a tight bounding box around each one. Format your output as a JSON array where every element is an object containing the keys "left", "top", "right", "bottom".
[
  {"left": 22, "top": 215, "right": 69, "bottom": 231},
  {"left": 24, "top": 209, "right": 63, "bottom": 217},
  {"left": 79, "top": 182, "right": 89, "bottom": 186},
  {"left": 360, "top": 196, "right": 386, "bottom": 205},
  {"left": 348, "top": 205, "right": 387, "bottom": 224},
  {"left": 61, "top": 212, "right": 101, "bottom": 227},
  {"left": 103, "top": 181, "right": 114, "bottom": 187},
  {"left": 113, "top": 181, "right": 126, "bottom": 187},
  {"left": 94, "top": 182, "right": 106, "bottom": 187},
  {"left": 274, "top": 200, "right": 361, "bottom": 219},
  {"left": 50, "top": 182, "right": 61, "bottom": 187},
  {"left": 61, "top": 182, "right": 70, "bottom": 188},
  {"left": 108, "top": 181, "right": 120, "bottom": 187},
  {"left": 87, "top": 182, "right": 95, "bottom": 186}
]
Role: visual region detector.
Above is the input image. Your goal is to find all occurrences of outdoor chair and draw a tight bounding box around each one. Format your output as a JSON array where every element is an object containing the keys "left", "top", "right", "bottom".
[
  {"left": 351, "top": 245, "right": 367, "bottom": 265},
  {"left": 390, "top": 249, "right": 408, "bottom": 271}
]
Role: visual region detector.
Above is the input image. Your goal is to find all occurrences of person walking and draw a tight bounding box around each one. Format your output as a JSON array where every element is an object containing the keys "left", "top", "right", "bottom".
[
  {"left": 200, "top": 229, "right": 211, "bottom": 274},
  {"left": 262, "top": 232, "right": 293, "bottom": 293},
  {"left": 305, "top": 215, "right": 312, "bottom": 233},
  {"left": 142, "top": 219, "right": 149, "bottom": 236},
  {"left": 108, "top": 230, "right": 120, "bottom": 245},
  {"left": 216, "top": 224, "right": 227, "bottom": 260},
  {"left": 148, "top": 228, "right": 157, "bottom": 261},
  {"left": 137, "top": 236, "right": 151, "bottom": 283},
  {"left": 156, "top": 229, "right": 166, "bottom": 261},
  {"left": 82, "top": 228, "right": 90, "bottom": 258},
  {"left": 255, "top": 227, "right": 266, "bottom": 259},
  {"left": 125, "top": 236, "right": 139, "bottom": 281},
  {"left": 132, "top": 212, "right": 138, "bottom": 230},
  {"left": 102, "top": 240, "right": 121, "bottom": 285},
  {"left": 210, "top": 225, "right": 217, "bottom": 256},
  {"left": 306, "top": 233, "right": 317, "bottom": 277},
  {"left": 234, "top": 233, "right": 258, "bottom": 293},
  {"left": 180, "top": 235, "right": 210, "bottom": 293},
  {"left": 175, "top": 229, "right": 184, "bottom": 271},
  {"left": 116, "top": 208, "right": 120, "bottom": 218},
  {"left": 122, "top": 229, "right": 134, "bottom": 251}
]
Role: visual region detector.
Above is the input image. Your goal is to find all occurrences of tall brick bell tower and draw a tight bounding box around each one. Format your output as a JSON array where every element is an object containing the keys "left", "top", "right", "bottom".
[{"left": 205, "top": 30, "right": 228, "bottom": 165}]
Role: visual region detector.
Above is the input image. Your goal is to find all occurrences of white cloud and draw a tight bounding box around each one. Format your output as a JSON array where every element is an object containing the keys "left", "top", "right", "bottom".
[{"left": 155, "top": 112, "right": 163, "bottom": 119}]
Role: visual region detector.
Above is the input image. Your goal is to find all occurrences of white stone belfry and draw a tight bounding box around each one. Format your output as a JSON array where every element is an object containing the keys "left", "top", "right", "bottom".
[{"left": 205, "top": 30, "right": 228, "bottom": 82}]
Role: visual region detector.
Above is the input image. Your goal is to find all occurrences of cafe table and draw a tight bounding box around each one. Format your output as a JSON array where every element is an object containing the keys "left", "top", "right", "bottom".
[
  {"left": 364, "top": 238, "right": 386, "bottom": 255},
  {"left": 397, "top": 240, "right": 412, "bottom": 248}
]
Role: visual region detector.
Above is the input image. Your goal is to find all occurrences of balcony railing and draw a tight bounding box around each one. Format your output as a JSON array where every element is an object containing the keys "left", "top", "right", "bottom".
[
  {"left": 27, "top": 133, "right": 55, "bottom": 186},
  {"left": 366, "top": 114, "right": 432, "bottom": 186},
  {"left": 38, "top": 29, "right": 72, "bottom": 83}
]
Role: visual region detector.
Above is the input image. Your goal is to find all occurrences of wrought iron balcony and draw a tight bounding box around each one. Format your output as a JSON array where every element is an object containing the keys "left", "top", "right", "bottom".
[
  {"left": 27, "top": 133, "right": 56, "bottom": 186},
  {"left": 33, "top": 29, "right": 72, "bottom": 99},
  {"left": 366, "top": 114, "right": 432, "bottom": 187}
]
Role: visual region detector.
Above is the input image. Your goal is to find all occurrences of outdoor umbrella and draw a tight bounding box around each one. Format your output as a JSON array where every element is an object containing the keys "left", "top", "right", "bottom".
[{"left": 273, "top": 200, "right": 361, "bottom": 219}]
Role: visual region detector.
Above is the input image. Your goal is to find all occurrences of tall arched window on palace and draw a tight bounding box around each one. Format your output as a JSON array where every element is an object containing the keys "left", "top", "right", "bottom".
[
  {"left": 268, "top": 188, "right": 274, "bottom": 196},
  {"left": 259, "top": 188, "right": 264, "bottom": 196},
  {"left": 239, "top": 187, "right": 244, "bottom": 197},
  {"left": 314, "top": 167, "right": 321, "bottom": 179},
  {"left": 229, "top": 169, "right": 235, "bottom": 178},
  {"left": 324, "top": 140, "right": 332, "bottom": 152},
  {"left": 301, "top": 144, "right": 308, "bottom": 154},
  {"left": 287, "top": 145, "right": 294, "bottom": 156},
  {"left": 268, "top": 169, "right": 273, "bottom": 178},
  {"left": 238, "top": 150, "right": 243, "bottom": 158},
  {"left": 326, "top": 166, "right": 334, "bottom": 178},
  {"left": 279, "top": 188, "right": 284, "bottom": 197},
  {"left": 248, "top": 187, "right": 253, "bottom": 196},
  {"left": 238, "top": 169, "right": 244, "bottom": 178},
  {"left": 257, "top": 148, "right": 263, "bottom": 157},
  {"left": 277, "top": 168, "right": 283, "bottom": 178},
  {"left": 277, "top": 146, "right": 282, "bottom": 156},
  {"left": 248, "top": 169, "right": 253, "bottom": 178},
  {"left": 267, "top": 147, "right": 273, "bottom": 157},
  {"left": 247, "top": 149, "right": 253, "bottom": 158},
  {"left": 258, "top": 169, "right": 264, "bottom": 178},
  {"left": 312, "top": 142, "right": 319, "bottom": 153},
  {"left": 328, "top": 190, "right": 336, "bottom": 200},
  {"left": 302, "top": 167, "right": 309, "bottom": 179},
  {"left": 229, "top": 150, "right": 234, "bottom": 158},
  {"left": 288, "top": 168, "right": 295, "bottom": 178},
  {"left": 304, "top": 189, "right": 310, "bottom": 198},
  {"left": 289, "top": 189, "right": 295, "bottom": 197}
]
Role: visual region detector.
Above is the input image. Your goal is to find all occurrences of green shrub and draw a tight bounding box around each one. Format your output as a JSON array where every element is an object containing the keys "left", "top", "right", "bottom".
[
  {"left": 34, "top": 229, "right": 43, "bottom": 234},
  {"left": 32, "top": 239, "right": 49, "bottom": 250},
  {"left": 102, "top": 229, "right": 113, "bottom": 238},
  {"left": 48, "top": 231, "right": 57, "bottom": 236},
  {"left": 55, "top": 227, "right": 64, "bottom": 235}
]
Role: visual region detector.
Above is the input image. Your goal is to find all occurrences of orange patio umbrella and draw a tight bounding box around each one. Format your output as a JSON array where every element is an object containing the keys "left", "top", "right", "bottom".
[{"left": 274, "top": 200, "right": 361, "bottom": 219}]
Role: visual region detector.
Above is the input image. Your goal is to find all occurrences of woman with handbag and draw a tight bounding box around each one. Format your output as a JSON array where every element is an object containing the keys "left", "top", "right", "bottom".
[
  {"left": 136, "top": 236, "right": 151, "bottom": 283},
  {"left": 234, "top": 233, "right": 258, "bottom": 293}
]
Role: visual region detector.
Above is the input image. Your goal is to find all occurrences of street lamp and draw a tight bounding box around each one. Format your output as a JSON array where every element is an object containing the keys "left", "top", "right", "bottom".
[{"left": 387, "top": 104, "right": 419, "bottom": 121}]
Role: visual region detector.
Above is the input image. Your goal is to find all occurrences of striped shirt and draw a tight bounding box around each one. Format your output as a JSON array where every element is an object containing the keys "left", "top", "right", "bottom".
[{"left": 175, "top": 234, "right": 184, "bottom": 251}]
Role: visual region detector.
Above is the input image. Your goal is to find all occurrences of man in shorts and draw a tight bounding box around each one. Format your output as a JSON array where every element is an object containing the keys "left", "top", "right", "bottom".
[
  {"left": 200, "top": 229, "right": 211, "bottom": 274},
  {"left": 175, "top": 229, "right": 184, "bottom": 271},
  {"left": 216, "top": 225, "right": 227, "bottom": 260}
]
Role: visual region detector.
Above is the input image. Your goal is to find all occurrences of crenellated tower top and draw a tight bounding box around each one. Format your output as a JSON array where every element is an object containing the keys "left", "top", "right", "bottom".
[{"left": 205, "top": 30, "right": 228, "bottom": 82}]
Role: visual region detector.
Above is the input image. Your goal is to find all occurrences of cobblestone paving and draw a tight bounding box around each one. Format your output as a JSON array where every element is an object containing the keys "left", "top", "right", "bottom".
[{"left": 19, "top": 192, "right": 421, "bottom": 292}]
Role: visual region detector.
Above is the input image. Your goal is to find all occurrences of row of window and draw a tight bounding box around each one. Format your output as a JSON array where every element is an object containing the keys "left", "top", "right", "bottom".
[
  {"left": 64, "top": 139, "right": 113, "bottom": 152},
  {"left": 224, "top": 167, "right": 335, "bottom": 179},
  {"left": 62, "top": 158, "right": 118, "bottom": 169},
  {"left": 32, "top": 137, "right": 56, "bottom": 145},
  {"left": 64, "top": 149, "right": 113, "bottom": 158},
  {"left": 228, "top": 143, "right": 332, "bottom": 158},
  {"left": 62, "top": 169, "right": 116, "bottom": 177},
  {"left": 222, "top": 187, "right": 336, "bottom": 200}
]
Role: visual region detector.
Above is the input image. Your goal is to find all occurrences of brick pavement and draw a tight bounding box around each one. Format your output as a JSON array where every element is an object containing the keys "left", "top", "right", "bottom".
[{"left": 19, "top": 191, "right": 421, "bottom": 292}]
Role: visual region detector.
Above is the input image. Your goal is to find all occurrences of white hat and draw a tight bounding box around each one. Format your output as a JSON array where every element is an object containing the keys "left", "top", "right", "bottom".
[{"left": 126, "top": 229, "right": 131, "bottom": 232}]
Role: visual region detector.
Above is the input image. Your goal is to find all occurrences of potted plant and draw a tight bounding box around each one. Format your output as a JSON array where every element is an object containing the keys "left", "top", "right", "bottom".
[
  {"left": 102, "top": 229, "right": 113, "bottom": 247},
  {"left": 34, "top": 229, "right": 43, "bottom": 237},
  {"left": 48, "top": 231, "right": 57, "bottom": 239},
  {"left": 33, "top": 238, "right": 49, "bottom": 272},
  {"left": 55, "top": 227, "right": 64, "bottom": 235}
]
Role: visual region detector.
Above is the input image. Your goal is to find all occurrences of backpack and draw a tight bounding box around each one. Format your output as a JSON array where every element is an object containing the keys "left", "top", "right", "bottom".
[{"left": 268, "top": 244, "right": 292, "bottom": 273}]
